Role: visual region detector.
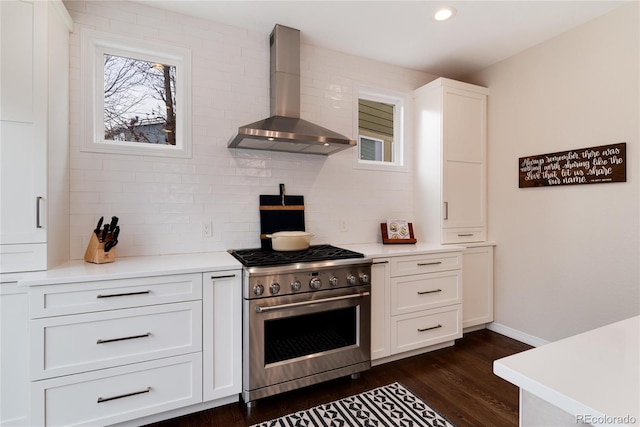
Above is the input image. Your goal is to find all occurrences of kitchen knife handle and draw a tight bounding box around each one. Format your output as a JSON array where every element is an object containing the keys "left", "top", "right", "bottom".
[{"left": 36, "top": 196, "right": 44, "bottom": 228}]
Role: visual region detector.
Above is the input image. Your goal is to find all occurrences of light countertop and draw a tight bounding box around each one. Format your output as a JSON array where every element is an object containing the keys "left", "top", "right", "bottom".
[
  {"left": 494, "top": 315, "right": 639, "bottom": 425},
  {"left": 342, "top": 242, "right": 477, "bottom": 258},
  {"left": 8, "top": 242, "right": 497, "bottom": 287},
  {"left": 13, "top": 252, "right": 242, "bottom": 287}
]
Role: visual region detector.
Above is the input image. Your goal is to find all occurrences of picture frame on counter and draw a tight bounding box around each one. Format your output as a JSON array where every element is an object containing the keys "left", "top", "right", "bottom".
[{"left": 380, "top": 221, "right": 416, "bottom": 244}]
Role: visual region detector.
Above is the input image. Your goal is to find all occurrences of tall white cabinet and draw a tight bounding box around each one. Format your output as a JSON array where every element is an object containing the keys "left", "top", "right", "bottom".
[
  {"left": 0, "top": 0, "right": 71, "bottom": 273},
  {"left": 413, "top": 78, "right": 488, "bottom": 245},
  {"left": 413, "top": 78, "right": 494, "bottom": 330}
]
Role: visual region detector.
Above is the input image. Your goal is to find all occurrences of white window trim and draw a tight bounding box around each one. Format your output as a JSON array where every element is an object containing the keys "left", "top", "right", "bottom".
[
  {"left": 80, "top": 29, "right": 192, "bottom": 158},
  {"left": 353, "top": 86, "right": 408, "bottom": 172}
]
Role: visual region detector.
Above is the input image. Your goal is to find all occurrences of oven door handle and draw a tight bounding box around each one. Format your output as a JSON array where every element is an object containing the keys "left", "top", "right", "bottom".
[{"left": 254, "top": 291, "right": 370, "bottom": 313}]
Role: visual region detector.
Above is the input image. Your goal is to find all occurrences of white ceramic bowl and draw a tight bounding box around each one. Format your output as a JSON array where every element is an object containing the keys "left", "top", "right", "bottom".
[{"left": 266, "top": 231, "right": 314, "bottom": 251}]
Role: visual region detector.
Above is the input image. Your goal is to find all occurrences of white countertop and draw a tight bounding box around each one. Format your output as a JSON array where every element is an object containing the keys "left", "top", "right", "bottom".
[
  {"left": 13, "top": 252, "right": 242, "bottom": 287},
  {"left": 494, "top": 316, "right": 639, "bottom": 425},
  {"left": 7, "top": 242, "right": 497, "bottom": 286},
  {"left": 342, "top": 242, "right": 469, "bottom": 258}
]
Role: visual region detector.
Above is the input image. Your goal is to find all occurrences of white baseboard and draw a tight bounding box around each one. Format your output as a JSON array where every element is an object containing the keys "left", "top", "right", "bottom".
[{"left": 487, "top": 322, "right": 550, "bottom": 347}]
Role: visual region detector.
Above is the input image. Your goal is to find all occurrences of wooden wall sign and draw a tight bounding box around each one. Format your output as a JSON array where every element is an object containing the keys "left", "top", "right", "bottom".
[{"left": 519, "top": 142, "right": 626, "bottom": 188}]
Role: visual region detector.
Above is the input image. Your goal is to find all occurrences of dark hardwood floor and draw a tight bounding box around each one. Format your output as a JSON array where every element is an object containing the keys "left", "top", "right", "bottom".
[{"left": 146, "top": 329, "right": 532, "bottom": 427}]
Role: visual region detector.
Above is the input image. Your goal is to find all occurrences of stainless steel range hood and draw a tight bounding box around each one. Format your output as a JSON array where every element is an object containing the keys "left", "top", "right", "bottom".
[{"left": 228, "top": 25, "right": 356, "bottom": 155}]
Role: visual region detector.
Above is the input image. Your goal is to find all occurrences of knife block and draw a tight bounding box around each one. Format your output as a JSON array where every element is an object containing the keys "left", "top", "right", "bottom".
[{"left": 84, "top": 233, "right": 116, "bottom": 264}]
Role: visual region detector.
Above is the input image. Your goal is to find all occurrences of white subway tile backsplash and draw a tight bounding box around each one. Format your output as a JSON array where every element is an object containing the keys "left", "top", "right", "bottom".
[{"left": 66, "top": 1, "right": 435, "bottom": 258}]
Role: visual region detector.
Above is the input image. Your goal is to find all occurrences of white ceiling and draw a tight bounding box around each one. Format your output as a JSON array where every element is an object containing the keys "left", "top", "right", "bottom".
[{"left": 135, "top": 1, "right": 628, "bottom": 78}]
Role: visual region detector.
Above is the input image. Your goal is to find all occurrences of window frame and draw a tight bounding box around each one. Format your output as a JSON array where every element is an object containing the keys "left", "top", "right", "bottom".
[
  {"left": 353, "top": 87, "right": 408, "bottom": 172},
  {"left": 80, "top": 29, "right": 192, "bottom": 158}
]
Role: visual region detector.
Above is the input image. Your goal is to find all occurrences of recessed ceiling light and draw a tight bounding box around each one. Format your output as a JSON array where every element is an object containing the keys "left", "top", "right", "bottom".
[{"left": 434, "top": 7, "right": 457, "bottom": 22}]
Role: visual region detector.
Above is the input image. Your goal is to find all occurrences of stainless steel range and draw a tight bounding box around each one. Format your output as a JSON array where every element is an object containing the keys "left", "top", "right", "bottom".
[{"left": 229, "top": 245, "right": 372, "bottom": 406}]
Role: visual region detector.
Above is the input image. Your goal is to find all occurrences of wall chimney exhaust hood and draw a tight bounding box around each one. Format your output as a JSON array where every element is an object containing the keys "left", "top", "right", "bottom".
[{"left": 228, "top": 25, "right": 356, "bottom": 155}]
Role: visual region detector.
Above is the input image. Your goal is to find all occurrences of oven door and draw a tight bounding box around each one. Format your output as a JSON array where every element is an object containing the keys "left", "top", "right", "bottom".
[{"left": 244, "top": 286, "right": 371, "bottom": 394}]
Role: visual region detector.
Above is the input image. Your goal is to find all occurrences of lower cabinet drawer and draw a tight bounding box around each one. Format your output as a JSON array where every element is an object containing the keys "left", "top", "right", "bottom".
[
  {"left": 29, "top": 273, "right": 203, "bottom": 319},
  {"left": 30, "top": 301, "right": 202, "bottom": 380},
  {"left": 442, "top": 228, "right": 486, "bottom": 244},
  {"left": 31, "top": 353, "right": 202, "bottom": 427},
  {"left": 391, "top": 270, "right": 461, "bottom": 315},
  {"left": 391, "top": 305, "right": 462, "bottom": 354}
]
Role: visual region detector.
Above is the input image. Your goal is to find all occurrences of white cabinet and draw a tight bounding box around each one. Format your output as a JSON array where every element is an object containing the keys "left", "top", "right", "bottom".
[
  {"left": 414, "top": 78, "right": 488, "bottom": 245},
  {"left": 371, "top": 251, "right": 463, "bottom": 364},
  {"left": 0, "top": 283, "right": 30, "bottom": 426},
  {"left": 28, "top": 273, "right": 205, "bottom": 426},
  {"left": 0, "top": 0, "right": 71, "bottom": 273},
  {"left": 30, "top": 354, "right": 202, "bottom": 427},
  {"left": 371, "top": 259, "right": 391, "bottom": 360},
  {"left": 202, "top": 270, "right": 242, "bottom": 401},
  {"left": 462, "top": 245, "right": 494, "bottom": 328}
]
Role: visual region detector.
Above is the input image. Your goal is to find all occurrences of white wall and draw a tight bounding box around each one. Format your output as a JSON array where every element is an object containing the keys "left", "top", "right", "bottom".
[
  {"left": 468, "top": 2, "right": 639, "bottom": 341},
  {"left": 65, "top": 1, "right": 436, "bottom": 259}
]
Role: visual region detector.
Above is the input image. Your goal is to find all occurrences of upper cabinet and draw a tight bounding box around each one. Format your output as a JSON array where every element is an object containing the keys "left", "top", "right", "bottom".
[
  {"left": 0, "top": 0, "right": 71, "bottom": 273},
  {"left": 413, "top": 78, "right": 488, "bottom": 244}
]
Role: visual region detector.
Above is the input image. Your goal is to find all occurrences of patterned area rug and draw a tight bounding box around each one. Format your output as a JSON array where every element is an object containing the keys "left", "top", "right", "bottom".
[{"left": 251, "top": 382, "right": 456, "bottom": 427}]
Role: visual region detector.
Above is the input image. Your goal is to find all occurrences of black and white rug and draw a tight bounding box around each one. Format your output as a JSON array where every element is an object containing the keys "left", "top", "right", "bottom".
[{"left": 251, "top": 382, "right": 456, "bottom": 427}]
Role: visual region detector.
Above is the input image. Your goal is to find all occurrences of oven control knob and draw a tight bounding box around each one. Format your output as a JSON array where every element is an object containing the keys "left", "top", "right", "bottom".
[
  {"left": 346, "top": 274, "right": 357, "bottom": 285},
  {"left": 291, "top": 280, "right": 301, "bottom": 292},
  {"left": 329, "top": 276, "right": 339, "bottom": 287},
  {"left": 253, "top": 284, "right": 264, "bottom": 296},
  {"left": 359, "top": 273, "right": 370, "bottom": 284},
  {"left": 309, "top": 277, "right": 322, "bottom": 290},
  {"left": 269, "top": 282, "right": 280, "bottom": 295}
]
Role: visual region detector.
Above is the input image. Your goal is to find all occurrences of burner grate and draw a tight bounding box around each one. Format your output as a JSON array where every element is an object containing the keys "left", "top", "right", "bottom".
[{"left": 229, "top": 244, "right": 364, "bottom": 267}]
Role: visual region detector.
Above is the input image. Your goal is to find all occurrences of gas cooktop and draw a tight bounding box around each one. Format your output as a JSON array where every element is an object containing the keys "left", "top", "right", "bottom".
[{"left": 229, "top": 244, "right": 365, "bottom": 267}]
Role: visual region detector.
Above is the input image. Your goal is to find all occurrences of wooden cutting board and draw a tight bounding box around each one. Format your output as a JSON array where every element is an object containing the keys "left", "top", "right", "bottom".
[{"left": 259, "top": 194, "right": 305, "bottom": 250}]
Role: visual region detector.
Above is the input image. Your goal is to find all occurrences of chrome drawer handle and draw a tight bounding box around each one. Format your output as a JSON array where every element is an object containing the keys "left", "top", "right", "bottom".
[
  {"left": 417, "top": 261, "right": 442, "bottom": 266},
  {"left": 97, "top": 386, "right": 151, "bottom": 403},
  {"left": 96, "top": 290, "right": 151, "bottom": 298},
  {"left": 417, "top": 324, "right": 442, "bottom": 332},
  {"left": 373, "top": 261, "right": 389, "bottom": 265},
  {"left": 457, "top": 233, "right": 474, "bottom": 237},
  {"left": 96, "top": 332, "right": 151, "bottom": 344},
  {"left": 417, "top": 289, "right": 442, "bottom": 295},
  {"left": 211, "top": 274, "right": 236, "bottom": 279}
]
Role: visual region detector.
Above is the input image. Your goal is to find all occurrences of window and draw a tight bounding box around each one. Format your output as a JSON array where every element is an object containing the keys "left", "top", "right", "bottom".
[
  {"left": 359, "top": 136, "right": 384, "bottom": 161},
  {"left": 354, "top": 87, "right": 406, "bottom": 171},
  {"left": 80, "top": 29, "right": 192, "bottom": 158}
]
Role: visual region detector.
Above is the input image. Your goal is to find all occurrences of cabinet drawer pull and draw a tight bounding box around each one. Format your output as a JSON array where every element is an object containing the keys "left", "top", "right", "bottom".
[
  {"left": 97, "top": 386, "right": 152, "bottom": 403},
  {"left": 211, "top": 274, "right": 236, "bottom": 279},
  {"left": 443, "top": 201, "right": 448, "bottom": 220},
  {"left": 36, "top": 196, "right": 44, "bottom": 228},
  {"left": 417, "top": 324, "right": 442, "bottom": 332},
  {"left": 96, "top": 290, "right": 151, "bottom": 299},
  {"left": 96, "top": 332, "right": 151, "bottom": 344},
  {"left": 457, "top": 233, "right": 474, "bottom": 237},
  {"left": 417, "top": 261, "right": 442, "bottom": 266},
  {"left": 373, "top": 261, "right": 389, "bottom": 265},
  {"left": 417, "top": 289, "right": 442, "bottom": 295}
]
